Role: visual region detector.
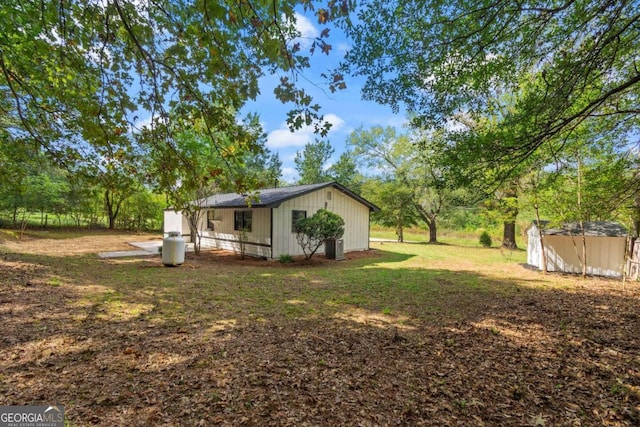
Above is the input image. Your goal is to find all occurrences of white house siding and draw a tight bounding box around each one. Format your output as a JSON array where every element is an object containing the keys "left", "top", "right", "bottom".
[
  {"left": 199, "top": 207, "right": 272, "bottom": 258},
  {"left": 271, "top": 188, "right": 371, "bottom": 258},
  {"left": 163, "top": 209, "right": 189, "bottom": 237}
]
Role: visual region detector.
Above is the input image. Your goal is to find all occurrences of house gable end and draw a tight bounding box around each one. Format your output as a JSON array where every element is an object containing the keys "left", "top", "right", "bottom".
[{"left": 202, "top": 182, "right": 379, "bottom": 212}]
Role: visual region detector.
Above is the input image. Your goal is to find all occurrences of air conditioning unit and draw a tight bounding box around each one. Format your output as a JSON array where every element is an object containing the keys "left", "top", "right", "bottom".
[{"left": 325, "top": 238, "right": 345, "bottom": 261}]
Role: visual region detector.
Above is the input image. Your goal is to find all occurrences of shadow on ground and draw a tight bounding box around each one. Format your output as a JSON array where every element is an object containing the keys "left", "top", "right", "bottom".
[{"left": 1, "top": 244, "right": 639, "bottom": 426}]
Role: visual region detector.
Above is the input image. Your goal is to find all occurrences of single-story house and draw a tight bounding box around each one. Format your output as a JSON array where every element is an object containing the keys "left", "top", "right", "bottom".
[
  {"left": 527, "top": 221, "right": 628, "bottom": 277},
  {"left": 163, "top": 182, "right": 380, "bottom": 259}
]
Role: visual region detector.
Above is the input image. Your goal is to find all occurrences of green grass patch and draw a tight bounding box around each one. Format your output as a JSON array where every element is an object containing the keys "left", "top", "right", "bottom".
[
  {"left": 0, "top": 229, "right": 19, "bottom": 241},
  {"left": 3, "top": 231, "right": 533, "bottom": 328},
  {"left": 370, "top": 226, "right": 491, "bottom": 246}
]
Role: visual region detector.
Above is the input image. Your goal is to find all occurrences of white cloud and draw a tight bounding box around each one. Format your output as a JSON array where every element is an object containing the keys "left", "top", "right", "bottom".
[
  {"left": 283, "top": 152, "right": 298, "bottom": 162},
  {"left": 336, "top": 42, "right": 350, "bottom": 54},
  {"left": 129, "top": 114, "right": 171, "bottom": 134},
  {"left": 281, "top": 167, "right": 298, "bottom": 183},
  {"left": 266, "top": 113, "right": 346, "bottom": 149},
  {"left": 293, "top": 13, "right": 319, "bottom": 49},
  {"left": 89, "top": 0, "right": 148, "bottom": 9},
  {"left": 324, "top": 113, "right": 346, "bottom": 131},
  {"left": 381, "top": 115, "right": 408, "bottom": 128},
  {"left": 129, "top": 115, "right": 153, "bottom": 134},
  {"left": 353, "top": 113, "right": 407, "bottom": 129},
  {"left": 267, "top": 128, "right": 311, "bottom": 148}
]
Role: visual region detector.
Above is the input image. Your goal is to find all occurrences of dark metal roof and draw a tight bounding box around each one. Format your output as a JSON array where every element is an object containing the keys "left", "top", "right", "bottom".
[
  {"left": 531, "top": 221, "right": 628, "bottom": 237},
  {"left": 201, "top": 182, "right": 380, "bottom": 212}
]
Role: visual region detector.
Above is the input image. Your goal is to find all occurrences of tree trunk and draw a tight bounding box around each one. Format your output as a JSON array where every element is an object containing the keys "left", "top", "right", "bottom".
[
  {"left": 414, "top": 203, "right": 438, "bottom": 243},
  {"left": 108, "top": 214, "right": 116, "bottom": 230},
  {"left": 186, "top": 211, "right": 201, "bottom": 255},
  {"left": 427, "top": 218, "right": 437, "bottom": 243},
  {"left": 580, "top": 221, "right": 587, "bottom": 278},
  {"left": 534, "top": 203, "right": 547, "bottom": 273},
  {"left": 18, "top": 211, "right": 29, "bottom": 240},
  {"left": 634, "top": 192, "right": 640, "bottom": 237},
  {"left": 104, "top": 189, "right": 123, "bottom": 230},
  {"left": 503, "top": 221, "right": 517, "bottom": 248},
  {"left": 396, "top": 221, "right": 404, "bottom": 243},
  {"left": 105, "top": 190, "right": 114, "bottom": 229},
  {"left": 501, "top": 183, "right": 518, "bottom": 248},
  {"left": 577, "top": 155, "right": 586, "bottom": 278}
]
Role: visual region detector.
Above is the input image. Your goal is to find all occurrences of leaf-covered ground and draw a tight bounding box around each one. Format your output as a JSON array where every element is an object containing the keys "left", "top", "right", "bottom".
[{"left": 1, "top": 232, "right": 639, "bottom": 426}]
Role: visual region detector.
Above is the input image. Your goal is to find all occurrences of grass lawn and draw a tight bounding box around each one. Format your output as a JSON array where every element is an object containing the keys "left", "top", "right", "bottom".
[
  {"left": 370, "top": 225, "right": 492, "bottom": 246},
  {"left": 1, "top": 230, "right": 639, "bottom": 426}
]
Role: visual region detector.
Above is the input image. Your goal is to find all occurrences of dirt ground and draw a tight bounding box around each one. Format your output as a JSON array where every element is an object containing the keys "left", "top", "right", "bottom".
[
  {"left": 0, "top": 231, "right": 157, "bottom": 256},
  {"left": 1, "top": 232, "right": 639, "bottom": 426},
  {"left": 0, "top": 231, "right": 376, "bottom": 264}
]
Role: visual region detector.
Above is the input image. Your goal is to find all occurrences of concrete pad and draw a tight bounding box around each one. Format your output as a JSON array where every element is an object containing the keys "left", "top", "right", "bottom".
[
  {"left": 98, "top": 240, "right": 162, "bottom": 258},
  {"left": 129, "top": 241, "right": 163, "bottom": 251},
  {"left": 98, "top": 250, "right": 157, "bottom": 259},
  {"left": 98, "top": 240, "right": 195, "bottom": 259},
  {"left": 130, "top": 240, "right": 195, "bottom": 252}
]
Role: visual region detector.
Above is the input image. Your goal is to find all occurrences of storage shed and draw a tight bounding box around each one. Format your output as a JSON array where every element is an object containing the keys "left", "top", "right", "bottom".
[
  {"left": 527, "top": 221, "right": 628, "bottom": 277},
  {"left": 163, "top": 182, "right": 379, "bottom": 259}
]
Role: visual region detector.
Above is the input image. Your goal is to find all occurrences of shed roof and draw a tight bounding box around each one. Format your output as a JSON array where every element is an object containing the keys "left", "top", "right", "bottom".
[
  {"left": 530, "top": 221, "right": 628, "bottom": 237},
  {"left": 201, "top": 182, "right": 380, "bottom": 212}
]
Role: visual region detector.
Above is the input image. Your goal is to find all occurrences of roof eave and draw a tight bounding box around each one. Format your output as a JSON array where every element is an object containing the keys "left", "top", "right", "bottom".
[{"left": 201, "top": 181, "right": 380, "bottom": 212}]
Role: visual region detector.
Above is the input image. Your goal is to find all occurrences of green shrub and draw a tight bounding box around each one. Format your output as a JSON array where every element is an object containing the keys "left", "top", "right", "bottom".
[
  {"left": 279, "top": 254, "right": 294, "bottom": 263},
  {"left": 479, "top": 231, "right": 492, "bottom": 248},
  {"left": 294, "top": 209, "right": 345, "bottom": 259}
]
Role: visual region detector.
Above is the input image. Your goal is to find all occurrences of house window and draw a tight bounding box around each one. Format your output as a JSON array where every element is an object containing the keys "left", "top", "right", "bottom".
[
  {"left": 207, "top": 210, "right": 216, "bottom": 230},
  {"left": 234, "top": 210, "right": 252, "bottom": 232},
  {"left": 292, "top": 210, "right": 307, "bottom": 232},
  {"left": 327, "top": 191, "right": 332, "bottom": 200}
]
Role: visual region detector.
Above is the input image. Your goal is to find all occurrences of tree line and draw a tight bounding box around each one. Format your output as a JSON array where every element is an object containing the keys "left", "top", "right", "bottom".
[
  {"left": 0, "top": 120, "right": 282, "bottom": 232},
  {"left": 1, "top": 1, "right": 637, "bottom": 244},
  {"left": 291, "top": 123, "right": 639, "bottom": 248},
  {"left": 338, "top": 0, "right": 640, "bottom": 245},
  {"left": 0, "top": 148, "right": 164, "bottom": 231}
]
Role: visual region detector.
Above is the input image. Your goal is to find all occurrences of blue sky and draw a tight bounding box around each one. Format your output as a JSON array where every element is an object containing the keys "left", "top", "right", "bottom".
[{"left": 242, "top": 12, "right": 407, "bottom": 183}]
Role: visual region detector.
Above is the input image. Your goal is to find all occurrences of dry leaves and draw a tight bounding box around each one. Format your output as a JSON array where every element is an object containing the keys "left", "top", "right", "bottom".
[{"left": 1, "top": 236, "right": 639, "bottom": 426}]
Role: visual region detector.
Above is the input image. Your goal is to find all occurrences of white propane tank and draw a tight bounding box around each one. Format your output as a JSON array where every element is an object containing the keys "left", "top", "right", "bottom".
[{"left": 162, "top": 231, "right": 185, "bottom": 266}]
